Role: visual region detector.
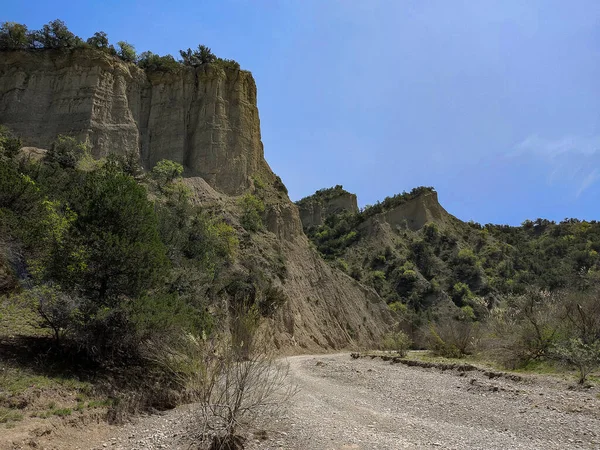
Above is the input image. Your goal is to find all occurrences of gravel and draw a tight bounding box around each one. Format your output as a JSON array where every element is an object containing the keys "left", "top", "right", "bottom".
[{"left": 90, "top": 353, "right": 600, "bottom": 450}]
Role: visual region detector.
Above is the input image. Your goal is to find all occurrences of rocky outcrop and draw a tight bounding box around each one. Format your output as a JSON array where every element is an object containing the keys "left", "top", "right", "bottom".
[
  {"left": 0, "top": 49, "right": 270, "bottom": 195},
  {"left": 0, "top": 48, "right": 394, "bottom": 351},
  {"left": 297, "top": 188, "right": 358, "bottom": 228},
  {"left": 362, "top": 190, "right": 448, "bottom": 232}
]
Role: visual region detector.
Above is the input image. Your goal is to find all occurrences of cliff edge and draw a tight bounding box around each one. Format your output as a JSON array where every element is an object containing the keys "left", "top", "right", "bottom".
[
  {"left": 0, "top": 49, "right": 270, "bottom": 195},
  {"left": 0, "top": 48, "right": 393, "bottom": 351}
]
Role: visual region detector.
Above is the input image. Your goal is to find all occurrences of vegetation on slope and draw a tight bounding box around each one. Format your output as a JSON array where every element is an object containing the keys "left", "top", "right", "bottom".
[
  {"left": 298, "top": 186, "right": 600, "bottom": 380},
  {"left": 0, "top": 126, "right": 288, "bottom": 433},
  {"left": 0, "top": 19, "right": 241, "bottom": 72}
]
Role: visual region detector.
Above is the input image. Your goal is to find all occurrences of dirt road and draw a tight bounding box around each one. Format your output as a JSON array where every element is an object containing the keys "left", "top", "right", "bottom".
[
  {"left": 248, "top": 354, "right": 600, "bottom": 449},
  {"left": 6, "top": 353, "right": 600, "bottom": 449}
]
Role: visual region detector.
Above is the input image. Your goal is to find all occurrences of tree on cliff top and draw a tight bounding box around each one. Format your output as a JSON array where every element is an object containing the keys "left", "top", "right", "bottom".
[
  {"left": 86, "top": 31, "right": 109, "bottom": 49},
  {"left": 117, "top": 41, "right": 137, "bottom": 62},
  {"left": 180, "top": 45, "right": 216, "bottom": 66},
  {"left": 33, "top": 19, "right": 82, "bottom": 49},
  {"left": 0, "top": 22, "right": 29, "bottom": 50}
]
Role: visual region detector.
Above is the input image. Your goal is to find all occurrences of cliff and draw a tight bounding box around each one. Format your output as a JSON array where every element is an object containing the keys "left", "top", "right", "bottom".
[
  {"left": 0, "top": 49, "right": 270, "bottom": 195},
  {"left": 361, "top": 190, "right": 449, "bottom": 232},
  {"left": 296, "top": 186, "right": 359, "bottom": 228},
  {"left": 0, "top": 48, "right": 393, "bottom": 351}
]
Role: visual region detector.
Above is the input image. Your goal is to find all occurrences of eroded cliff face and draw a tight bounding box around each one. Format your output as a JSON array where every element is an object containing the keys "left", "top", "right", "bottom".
[
  {"left": 361, "top": 191, "right": 449, "bottom": 233},
  {"left": 0, "top": 49, "right": 393, "bottom": 351},
  {"left": 0, "top": 49, "right": 270, "bottom": 194},
  {"left": 298, "top": 191, "right": 359, "bottom": 228}
]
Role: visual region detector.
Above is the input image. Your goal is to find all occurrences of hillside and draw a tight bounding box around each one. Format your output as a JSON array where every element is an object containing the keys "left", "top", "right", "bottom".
[
  {"left": 0, "top": 45, "right": 394, "bottom": 352},
  {"left": 296, "top": 186, "right": 600, "bottom": 331}
]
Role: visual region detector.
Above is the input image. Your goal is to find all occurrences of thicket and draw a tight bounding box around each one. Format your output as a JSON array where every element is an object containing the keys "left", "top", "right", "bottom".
[
  {"left": 0, "top": 128, "right": 276, "bottom": 364},
  {"left": 300, "top": 185, "right": 600, "bottom": 381},
  {"left": 0, "top": 127, "right": 294, "bottom": 439},
  {"left": 0, "top": 20, "right": 242, "bottom": 73}
]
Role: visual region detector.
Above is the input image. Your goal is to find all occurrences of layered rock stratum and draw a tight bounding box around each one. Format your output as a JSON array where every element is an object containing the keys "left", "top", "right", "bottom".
[
  {"left": 0, "top": 49, "right": 268, "bottom": 195},
  {"left": 0, "top": 49, "right": 393, "bottom": 350}
]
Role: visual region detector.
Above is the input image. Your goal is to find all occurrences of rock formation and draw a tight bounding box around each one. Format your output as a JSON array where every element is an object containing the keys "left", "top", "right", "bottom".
[
  {"left": 296, "top": 186, "right": 358, "bottom": 228},
  {"left": 0, "top": 49, "right": 270, "bottom": 195},
  {"left": 0, "top": 48, "right": 394, "bottom": 351}
]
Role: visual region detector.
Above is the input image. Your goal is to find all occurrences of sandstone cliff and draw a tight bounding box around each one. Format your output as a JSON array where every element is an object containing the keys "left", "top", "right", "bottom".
[
  {"left": 0, "top": 49, "right": 270, "bottom": 195},
  {"left": 0, "top": 49, "right": 393, "bottom": 351},
  {"left": 296, "top": 186, "right": 358, "bottom": 228},
  {"left": 360, "top": 190, "right": 450, "bottom": 233}
]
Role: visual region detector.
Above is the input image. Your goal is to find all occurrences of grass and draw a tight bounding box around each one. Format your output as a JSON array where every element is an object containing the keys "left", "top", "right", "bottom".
[
  {"left": 0, "top": 366, "right": 93, "bottom": 396},
  {"left": 388, "top": 350, "right": 599, "bottom": 385},
  {"left": 0, "top": 407, "right": 23, "bottom": 424}
]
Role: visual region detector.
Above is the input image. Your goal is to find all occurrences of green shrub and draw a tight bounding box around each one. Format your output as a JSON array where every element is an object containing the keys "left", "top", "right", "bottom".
[
  {"left": 46, "top": 135, "right": 90, "bottom": 169},
  {"left": 0, "top": 22, "right": 29, "bottom": 50},
  {"left": 86, "top": 31, "right": 109, "bottom": 49},
  {"left": 30, "top": 20, "right": 82, "bottom": 49},
  {"left": 151, "top": 159, "right": 184, "bottom": 185},
  {"left": 239, "top": 194, "right": 264, "bottom": 232},
  {"left": 179, "top": 45, "right": 216, "bottom": 66},
  {"left": 117, "top": 41, "right": 136, "bottom": 62},
  {"left": 552, "top": 338, "right": 600, "bottom": 384},
  {"left": 382, "top": 330, "right": 412, "bottom": 357},
  {"left": 138, "top": 52, "right": 180, "bottom": 72}
]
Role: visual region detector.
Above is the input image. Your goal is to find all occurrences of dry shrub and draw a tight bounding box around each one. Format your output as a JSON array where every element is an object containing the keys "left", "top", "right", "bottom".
[
  {"left": 143, "top": 311, "right": 295, "bottom": 449},
  {"left": 484, "top": 289, "right": 563, "bottom": 368},
  {"left": 427, "top": 317, "right": 480, "bottom": 358},
  {"left": 381, "top": 330, "right": 412, "bottom": 357}
]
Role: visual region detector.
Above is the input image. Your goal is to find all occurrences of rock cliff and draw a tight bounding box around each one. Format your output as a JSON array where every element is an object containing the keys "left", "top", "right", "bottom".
[
  {"left": 0, "top": 48, "right": 393, "bottom": 351},
  {"left": 0, "top": 49, "right": 270, "bottom": 195},
  {"left": 296, "top": 186, "right": 359, "bottom": 228},
  {"left": 361, "top": 190, "right": 449, "bottom": 233}
]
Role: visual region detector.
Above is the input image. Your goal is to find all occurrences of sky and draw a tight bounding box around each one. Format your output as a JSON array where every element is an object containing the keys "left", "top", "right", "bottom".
[{"left": 4, "top": 0, "right": 600, "bottom": 225}]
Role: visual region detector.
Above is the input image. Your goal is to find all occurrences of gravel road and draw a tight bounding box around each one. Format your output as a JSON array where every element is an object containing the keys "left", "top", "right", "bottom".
[
  {"left": 86, "top": 353, "right": 600, "bottom": 450},
  {"left": 247, "top": 354, "right": 600, "bottom": 449}
]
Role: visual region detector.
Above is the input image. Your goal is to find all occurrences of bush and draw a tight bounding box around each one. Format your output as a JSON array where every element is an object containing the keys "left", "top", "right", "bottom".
[
  {"left": 0, "top": 126, "right": 22, "bottom": 159},
  {"left": 32, "top": 20, "right": 82, "bottom": 49},
  {"left": 485, "top": 289, "right": 563, "bottom": 368},
  {"left": 19, "top": 285, "right": 81, "bottom": 345},
  {"left": 382, "top": 330, "right": 412, "bottom": 357},
  {"left": 179, "top": 45, "right": 216, "bottom": 66},
  {"left": 239, "top": 194, "right": 264, "bottom": 232},
  {"left": 552, "top": 338, "right": 600, "bottom": 384},
  {"left": 46, "top": 135, "right": 90, "bottom": 169},
  {"left": 427, "top": 317, "right": 479, "bottom": 358},
  {"left": 151, "top": 159, "right": 184, "bottom": 185},
  {"left": 86, "top": 31, "right": 109, "bottom": 49},
  {"left": 138, "top": 52, "right": 180, "bottom": 72},
  {"left": 117, "top": 41, "right": 136, "bottom": 62},
  {"left": 0, "top": 22, "right": 29, "bottom": 50}
]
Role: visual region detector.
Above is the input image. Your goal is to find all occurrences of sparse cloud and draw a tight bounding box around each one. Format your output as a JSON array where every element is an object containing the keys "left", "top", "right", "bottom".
[
  {"left": 513, "top": 134, "right": 600, "bottom": 197},
  {"left": 516, "top": 135, "right": 600, "bottom": 158},
  {"left": 577, "top": 169, "right": 600, "bottom": 198}
]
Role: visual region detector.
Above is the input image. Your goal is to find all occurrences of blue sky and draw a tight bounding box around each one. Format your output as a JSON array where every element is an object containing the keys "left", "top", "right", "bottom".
[{"left": 4, "top": 0, "right": 600, "bottom": 225}]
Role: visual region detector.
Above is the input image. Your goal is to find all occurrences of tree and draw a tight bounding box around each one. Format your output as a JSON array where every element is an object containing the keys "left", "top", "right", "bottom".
[
  {"left": 0, "top": 125, "right": 22, "bottom": 159},
  {"left": 46, "top": 169, "right": 169, "bottom": 302},
  {"left": 151, "top": 159, "right": 184, "bottom": 185},
  {"left": 179, "top": 45, "right": 216, "bottom": 66},
  {"left": 86, "top": 31, "right": 109, "bottom": 49},
  {"left": 117, "top": 41, "right": 136, "bottom": 62},
  {"left": 138, "top": 51, "right": 180, "bottom": 72},
  {"left": 553, "top": 338, "right": 600, "bottom": 384},
  {"left": 36, "top": 20, "right": 81, "bottom": 49},
  {"left": 382, "top": 330, "right": 412, "bottom": 357},
  {"left": 239, "top": 194, "right": 265, "bottom": 232},
  {"left": 21, "top": 285, "right": 81, "bottom": 346},
  {"left": 45, "top": 135, "right": 90, "bottom": 169},
  {"left": 0, "top": 22, "right": 28, "bottom": 50}
]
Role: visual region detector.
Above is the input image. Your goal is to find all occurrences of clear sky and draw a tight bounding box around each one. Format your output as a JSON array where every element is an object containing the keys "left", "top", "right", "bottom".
[{"left": 4, "top": 1, "right": 600, "bottom": 225}]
